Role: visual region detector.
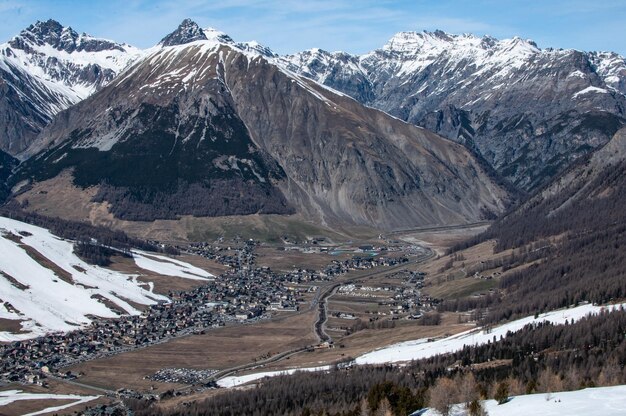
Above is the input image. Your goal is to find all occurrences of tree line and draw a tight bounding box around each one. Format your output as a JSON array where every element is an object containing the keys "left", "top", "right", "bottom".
[
  {"left": 126, "top": 309, "right": 626, "bottom": 416},
  {"left": 439, "top": 158, "right": 626, "bottom": 323}
]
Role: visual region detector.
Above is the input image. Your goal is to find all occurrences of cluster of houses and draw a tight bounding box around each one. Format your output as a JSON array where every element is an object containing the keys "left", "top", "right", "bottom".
[
  {"left": 0, "top": 260, "right": 304, "bottom": 383},
  {"left": 333, "top": 271, "right": 430, "bottom": 319},
  {"left": 0, "top": 238, "right": 415, "bottom": 386}
]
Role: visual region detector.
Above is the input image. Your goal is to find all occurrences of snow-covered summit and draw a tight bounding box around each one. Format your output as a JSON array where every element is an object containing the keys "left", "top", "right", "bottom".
[
  {"left": 0, "top": 19, "right": 144, "bottom": 154},
  {"left": 4, "top": 19, "right": 142, "bottom": 80},
  {"left": 382, "top": 30, "right": 479, "bottom": 53},
  {"left": 377, "top": 29, "right": 541, "bottom": 68},
  {"left": 155, "top": 19, "right": 276, "bottom": 59},
  {"left": 202, "top": 26, "right": 235, "bottom": 45}
]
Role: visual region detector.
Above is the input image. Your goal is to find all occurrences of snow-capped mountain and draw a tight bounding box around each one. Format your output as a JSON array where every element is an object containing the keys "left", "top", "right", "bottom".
[
  {"left": 0, "top": 19, "right": 142, "bottom": 155},
  {"left": 281, "top": 30, "right": 626, "bottom": 191},
  {"left": 14, "top": 19, "right": 509, "bottom": 231},
  {"left": 157, "top": 18, "right": 277, "bottom": 59}
]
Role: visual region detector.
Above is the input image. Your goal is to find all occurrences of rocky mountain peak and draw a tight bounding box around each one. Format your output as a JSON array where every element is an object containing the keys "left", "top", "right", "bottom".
[
  {"left": 0, "top": 19, "right": 143, "bottom": 155},
  {"left": 8, "top": 19, "right": 124, "bottom": 53},
  {"left": 285, "top": 28, "right": 626, "bottom": 192},
  {"left": 159, "top": 18, "right": 208, "bottom": 47}
]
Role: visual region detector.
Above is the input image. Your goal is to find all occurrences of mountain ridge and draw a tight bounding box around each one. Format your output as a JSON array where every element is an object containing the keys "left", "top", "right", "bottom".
[
  {"left": 0, "top": 19, "right": 142, "bottom": 155},
  {"left": 281, "top": 29, "right": 626, "bottom": 192},
  {"left": 11, "top": 24, "right": 510, "bottom": 231},
  {"left": 5, "top": 19, "right": 626, "bottom": 230},
  {"left": 4, "top": 19, "right": 626, "bottom": 191}
]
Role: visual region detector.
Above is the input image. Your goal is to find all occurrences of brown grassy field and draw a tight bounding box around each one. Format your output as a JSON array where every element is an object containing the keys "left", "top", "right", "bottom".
[
  {"left": 328, "top": 298, "right": 382, "bottom": 315},
  {"left": 396, "top": 224, "right": 490, "bottom": 254},
  {"left": 255, "top": 247, "right": 352, "bottom": 272},
  {"left": 417, "top": 240, "right": 505, "bottom": 299},
  {"left": 0, "top": 318, "right": 25, "bottom": 334},
  {"left": 230, "top": 313, "right": 469, "bottom": 372},
  {"left": 1, "top": 398, "right": 76, "bottom": 416},
  {"left": 68, "top": 311, "right": 318, "bottom": 392}
]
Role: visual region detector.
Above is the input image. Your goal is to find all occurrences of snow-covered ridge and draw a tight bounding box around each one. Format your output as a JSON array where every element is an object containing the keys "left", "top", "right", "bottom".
[
  {"left": 286, "top": 28, "right": 626, "bottom": 99},
  {"left": 0, "top": 19, "right": 144, "bottom": 154},
  {"left": 0, "top": 216, "right": 210, "bottom": 342},
  {"left": 2, "top": 20, "right": 143, "bottom": 84}
]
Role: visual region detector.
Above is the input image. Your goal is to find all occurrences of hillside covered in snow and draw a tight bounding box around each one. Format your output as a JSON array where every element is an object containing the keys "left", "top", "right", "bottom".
[{"left": 0, "top": 216, "right": 211, "bottom": 341}]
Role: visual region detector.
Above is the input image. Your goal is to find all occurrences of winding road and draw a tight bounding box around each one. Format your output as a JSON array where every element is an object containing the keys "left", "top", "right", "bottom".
[{"left": 209, "top": 246, "right": 436, "bottom": 384}]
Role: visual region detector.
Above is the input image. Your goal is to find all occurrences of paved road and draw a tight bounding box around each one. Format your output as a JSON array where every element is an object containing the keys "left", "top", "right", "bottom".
[{"left": 313, "top": 247, "right": 435, "bottom": 342}]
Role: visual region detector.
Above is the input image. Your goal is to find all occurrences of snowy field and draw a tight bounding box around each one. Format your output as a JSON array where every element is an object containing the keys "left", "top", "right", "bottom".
[
  {"left": 0, "top": 216, "right": 210, "bottom": 341},
  {"left": 0, "top": 389, "right": 99, "bottom": 416},
  {"left": 217, "top": 365, "right": 331, "bottom": 388},
  {"left": 419, "top": 385, "right": 626, "bottom": 416},
  {"left": 132, "top": 250, "right": 213, "bottom": 280},
  {"left": 217, "top": 303, "right": 625, "bottom": 387}
]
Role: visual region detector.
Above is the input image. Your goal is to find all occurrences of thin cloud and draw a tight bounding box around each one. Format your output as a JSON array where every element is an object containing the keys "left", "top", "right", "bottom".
[{"left": 0, "top": 0, "right": 23, "bottom": 13}]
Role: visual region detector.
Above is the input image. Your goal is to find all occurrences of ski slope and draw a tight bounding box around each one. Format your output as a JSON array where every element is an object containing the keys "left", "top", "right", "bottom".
[
  {"left": 0, "top": 216, "right": 209, "bottom": 341},
  {"left": 355, "top": 302, "right": 625, "bottom": 365},
  {"left": 217, "top": 365, "right": 331, "bottom": 388}
]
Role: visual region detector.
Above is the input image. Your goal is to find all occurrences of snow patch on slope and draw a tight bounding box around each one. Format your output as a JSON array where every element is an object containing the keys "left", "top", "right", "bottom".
[
  {"left": 573, "top": 86, "right": 609, "bottom": 99},
  {"left": 132, "top": 251, "right": 213, "bottom": 280},
  {"left": 419, "top": 385, "right": 626, "bottom": 416},
  {"left": 355, "top": 303, "right": 624, "bottom": 365},
  {"left": 217, "top": 365, "right": 331, "bottom": 388},
  {"left": 0, "top": 216, "right": 208, "bottom": 341},
  {"left": 0, "top": 389, "right": 99, "bottom": 416}
]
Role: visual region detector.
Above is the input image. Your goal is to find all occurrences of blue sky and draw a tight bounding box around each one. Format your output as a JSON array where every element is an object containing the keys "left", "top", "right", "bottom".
[{"left": 0, "top": 0, "right": 624, "bottom": 55}]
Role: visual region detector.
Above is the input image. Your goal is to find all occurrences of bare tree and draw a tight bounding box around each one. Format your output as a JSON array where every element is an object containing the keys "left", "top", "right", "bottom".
[{"left": 429, "top": 378, "right": 457, "bottom": 416}]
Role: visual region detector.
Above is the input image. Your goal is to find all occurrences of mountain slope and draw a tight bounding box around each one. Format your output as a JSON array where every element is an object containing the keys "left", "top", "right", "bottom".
[
  {"left": 13, "top": 20, "right": 510, "bottom": 231},
  {"left": 446, "top": 127, "right": 626, "bottom": 322},
  {"left": 282, "top": 31, "right": 626, "bottom": 191},
  {"left": 0, "top": 216, "right": 212, "bottom": 341},
  {"left": 488, "top": 126, "right": 626, "bottom": 248},
  {"left": 0, "top": 19, "right": 142, "bottom": 155},
  {"left": 0, "top": 149, "right": 17, "bottom": 201}
]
